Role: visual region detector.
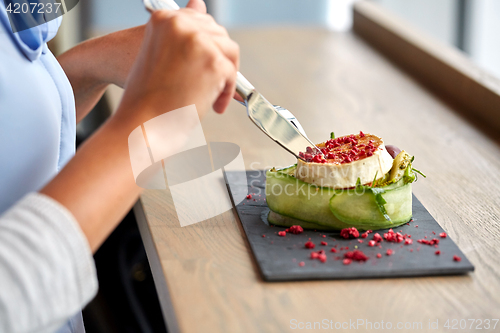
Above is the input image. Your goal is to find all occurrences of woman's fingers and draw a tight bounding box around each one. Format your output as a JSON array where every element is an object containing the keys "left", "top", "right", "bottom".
[
  {"left": 211, "top": 36, "right": 239, "bottom": 72},
  {"left": 212, "top": 59, "right": 237, "bottom": 113},
  {"left": 186, "top": 0, "right": 207, "bottom": 13},
  {"left": 119, "top": 6, "right": 239, "bottom": 122}
]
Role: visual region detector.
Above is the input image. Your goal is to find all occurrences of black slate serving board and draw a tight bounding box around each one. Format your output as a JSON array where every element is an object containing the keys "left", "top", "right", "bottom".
[{"left": 224, "top": 170, "right": 474, "bottom": 282}]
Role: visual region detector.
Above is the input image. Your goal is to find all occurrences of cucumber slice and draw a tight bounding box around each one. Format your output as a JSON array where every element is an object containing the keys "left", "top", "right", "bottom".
[
  {"left": 265, "top": 166, "right": 350, "bottom": 230},
  {"left": 265, "top": 165, "right": 412, "bottom": 231},
  {"left": 329, "top": 183, "right": 412, "bottom": 229},
  {"left": 267, "top": 210, "right": 334, "bottom": 231}
]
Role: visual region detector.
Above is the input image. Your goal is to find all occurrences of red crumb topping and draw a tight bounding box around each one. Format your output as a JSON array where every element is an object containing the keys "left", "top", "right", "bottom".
[
  {"left": 321, "top": 241, "right": 328, "bottom": 246},
  {"left": 383, "top": 229, "right": 411, "bottom": 243},
  {"left": 288, "top": 225, "right": 304, "bottom": 234},
  {"left": 439, "top": 232, "right": 447, "bottom": 238},
  {"left": 340, "top": 227, "right": 359, "bottom": 239},
  {"left": 246, "top": 194, "right": 252, "bottom": 199},
  {"left": 372, "top": 233, "right": 383, "bottom": 242},
  {"left": 330, "top": 248, "right": 337, "bottom": 253},
  {"left": 304, "top": 241, "right": 315, "bottom": 249},
  {"left": 299, "top": 133, "right": 383, "bottom": 164},
  {"left": 343, "top": 258, "right": 352, "bottom": 265},
  {"left": 435, "top": 250, "right": 441, "bottom": 255},
  {"left": 299, "top": 261, "right": 305, "bottom": 267},
  {"left": 376, "top": 253, "right": 382, "bottom": 258},
  {"left": 417, "top": 238, "right": 440, "bottom": 246},
  {"left": 278, "top": 231, "right": 286, "bottom": 237},
  {"left": 453, "top": 255, "right": 462, "bottom": 262},
  {"left": 368, "top": 240, "right": 376, "bottom": 247},
  {"left": 344, "top": 250, "right": 369, "bottom": 262},
  {"left": 386, "top": 249, "right": 394, "bottom": 256},
  {"left": 310, "top": 250, "right": 327, "bottom": 263}
]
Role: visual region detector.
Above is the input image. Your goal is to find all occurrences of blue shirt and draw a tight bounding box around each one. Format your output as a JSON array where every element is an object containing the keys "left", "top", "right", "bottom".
[
  {"left": 0, "top": 1, "right": 76, "bottom": 214},
  {"left": 0, "top": 3, "right": 86, "bottom": 332}
]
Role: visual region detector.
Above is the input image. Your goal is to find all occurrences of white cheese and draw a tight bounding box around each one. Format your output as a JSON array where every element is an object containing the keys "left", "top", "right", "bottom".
[{"left": 296, "top": 141, "right": 393, "bottom": 189}]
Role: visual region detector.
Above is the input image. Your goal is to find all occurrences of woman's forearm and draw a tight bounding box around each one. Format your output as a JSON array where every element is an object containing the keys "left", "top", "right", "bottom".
[
  {"left": 40, "top": 111, "right": 146, "bottom": 252},
  {"left": 58, "top": 26, "right": 145, "bottom": 123}
]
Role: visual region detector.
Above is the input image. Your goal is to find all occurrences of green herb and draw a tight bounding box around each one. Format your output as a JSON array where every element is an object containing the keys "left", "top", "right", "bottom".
[
  {"left": 371, "top": 171, "right": 378, "bottom": 188},
  {"left": 330, "top": 132, "right": 335, "bottom": 139},
  {"left": 412, "top": 168, "right": 426, "bottom": 178},
  {"left": 369, "top": 187, "right": 391, "bottom": 222}
]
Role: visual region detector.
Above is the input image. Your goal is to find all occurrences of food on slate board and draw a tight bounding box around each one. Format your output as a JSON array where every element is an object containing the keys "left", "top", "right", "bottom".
[{"left": 265, "top": 131, "right": 425, "bottom": 231}]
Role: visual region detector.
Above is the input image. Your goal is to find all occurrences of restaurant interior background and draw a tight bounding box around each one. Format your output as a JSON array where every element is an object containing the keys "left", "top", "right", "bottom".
[{"left": 47, "top": 0, "right": 499, "bottom": 332}]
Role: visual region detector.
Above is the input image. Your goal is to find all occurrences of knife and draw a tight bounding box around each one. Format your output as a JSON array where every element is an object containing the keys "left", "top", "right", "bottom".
[{"left": 142, "top": 0, "right": 322, "bottom": 160}]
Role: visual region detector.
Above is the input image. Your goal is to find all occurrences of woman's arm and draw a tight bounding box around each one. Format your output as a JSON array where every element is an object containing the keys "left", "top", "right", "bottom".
[
  {"left": 0, "top": 2, "right": 238, "bottom": 331},
  {"left": 57, "top": 26, "right": 145, "bottom": 123},
  {"left": 42, "top": 5, "right": 239, "bottom": 252}
]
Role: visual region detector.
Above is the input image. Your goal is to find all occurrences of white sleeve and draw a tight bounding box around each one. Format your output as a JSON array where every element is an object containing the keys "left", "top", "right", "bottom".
[{"left": 0, "top": 193, "right": 98, "bottom": 333}]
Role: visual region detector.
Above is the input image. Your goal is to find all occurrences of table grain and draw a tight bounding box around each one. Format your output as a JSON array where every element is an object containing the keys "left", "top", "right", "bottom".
[{"left": 134, "top": 28, "right": 500, "bottom": 333}]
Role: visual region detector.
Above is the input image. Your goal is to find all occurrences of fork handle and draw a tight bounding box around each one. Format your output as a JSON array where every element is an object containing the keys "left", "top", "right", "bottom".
[{"left": 143, "top": 0, "right": 255, "bottom": 104}]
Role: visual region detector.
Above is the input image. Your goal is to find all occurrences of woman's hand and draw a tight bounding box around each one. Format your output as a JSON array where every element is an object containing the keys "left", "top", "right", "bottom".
[
  {"left": 58, "top": 0, "right": 223, "bottom": 122},
  {"left": 117, "top": 4, "right": 239, "bottom": 127}
]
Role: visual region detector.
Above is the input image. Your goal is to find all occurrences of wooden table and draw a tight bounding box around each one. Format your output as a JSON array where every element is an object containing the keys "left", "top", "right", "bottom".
[{"left": 133, "top": 3, "right": 500, "bottom": 332}]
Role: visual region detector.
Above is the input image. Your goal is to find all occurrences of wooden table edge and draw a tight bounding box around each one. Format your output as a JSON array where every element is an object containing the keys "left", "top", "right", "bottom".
[{"left": 134, "top": 199, "right": 181, "bottom": 333}]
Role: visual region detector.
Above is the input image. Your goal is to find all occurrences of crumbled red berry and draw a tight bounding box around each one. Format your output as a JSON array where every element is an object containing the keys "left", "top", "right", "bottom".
[
  {"left": 288, "top": 225, "right": 304, "bottom": 234},
  {"left": 310, "top": 252, "right": 319, "bottom": 259},
  {"left": 417, "top": 238, "right": 440, "bottom": 246},
  {"left": 262, "top": 234, "right": 266, "bottom": 238},
  {"left": 376, "top": 253, "right": 382, "bottom": 258},
  {"left": 372, "top": 233, "right": 383, "bottom": 242},
  {"left": 278, "top": 231, "right": 286, "bottom": 237},
  {"left": 357, "top": 239, "right": 363, "bottom": 243},
  {"left": 343, "top": 258, "right": 352, "bottom": 265},
  {"left": 321, "top": 241, "right": 328, "bottom": 246},
  {"left": 344, "top": 250, "right": 368, "bottom": 262},
  {"left": 383, "top": 229, "right": 407, "bottom": 243},
  {"left": 439, "top": 232, "right": 447, "bottom": 238},
  {"left": 298, "top": 261, "right": 305, "bottom": 267},
  {"left": 304, "top": 241, "right": 315, "bottom": 249},
  {"left": 435, "top": 250, "right": 441, "bottom": 255},
  {"left": 330, "top": 248, "right": 337, "bottom": 253},
  {"left": 318, "top": 254, "right": 327, "bottom": 263},
  {"left": 340, "top": 227, "right": 359, "bottom": 239},
  {"left": 453, "top": 255, "right": 462, "bottom": 262},
  {"left": 361, "top": 232, "right": 368, "bottom": 239},
  {"left": 404, "top": 238, "right": 413, "bottom": 245},
  {"left": 246, "top": 194, "right": 252, "bottom": 199},
  {"left": 368, "top": 240, "right": 376, "bottom": 247},
  {"left": 386, "top": 249, "right": 394, "bottom": 256}
]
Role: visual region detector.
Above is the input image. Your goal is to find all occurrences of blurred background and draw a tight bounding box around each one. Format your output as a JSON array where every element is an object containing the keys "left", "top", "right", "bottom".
[
  {"left": 50, "top": 1, "right": 498, "bottom": 332},
  {"left": 55, "top": 0, "right": 500, "bottom": 77}
]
